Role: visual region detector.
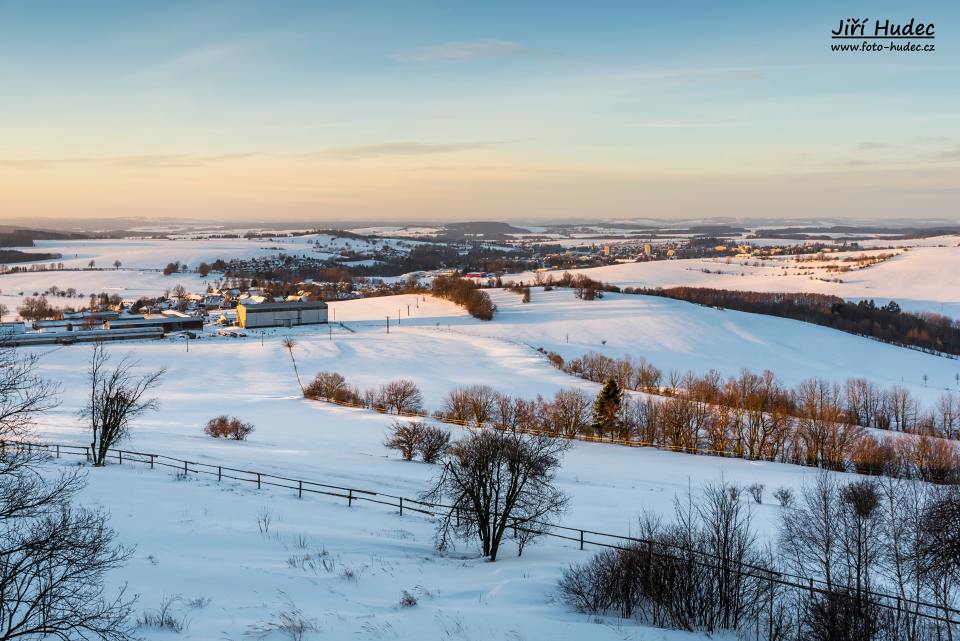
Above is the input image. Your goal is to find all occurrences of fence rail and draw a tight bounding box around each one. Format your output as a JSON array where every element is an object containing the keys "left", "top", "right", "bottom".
[{"left": 3, "top": 437, "right": 958, "bottom": 629}]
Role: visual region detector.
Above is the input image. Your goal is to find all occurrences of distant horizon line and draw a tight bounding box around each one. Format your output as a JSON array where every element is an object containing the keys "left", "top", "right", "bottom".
[{"left": 3, "top": 215, "right": 960, "bottom": 232}]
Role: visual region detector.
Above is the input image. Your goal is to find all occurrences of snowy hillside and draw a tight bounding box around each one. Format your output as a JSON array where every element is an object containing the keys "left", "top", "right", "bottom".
[
  {"left": 26, "top": 320, "right": 829, "bottom": 641},
  {"left": 9, "top": 250, "right": 960, "bottom": 640},
  {"left": 506, "top": 240, "right": 960, "bottom": 318}
]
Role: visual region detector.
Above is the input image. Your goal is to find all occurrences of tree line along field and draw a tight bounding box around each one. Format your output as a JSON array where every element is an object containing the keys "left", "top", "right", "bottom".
[{"left": 300, "top": 362, "right": 960, "bottom": 484}]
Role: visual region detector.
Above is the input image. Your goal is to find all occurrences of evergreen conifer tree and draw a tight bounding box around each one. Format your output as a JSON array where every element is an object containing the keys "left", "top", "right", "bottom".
[{"left": 592, "top": 378, "right": 622, "bottom": 435}]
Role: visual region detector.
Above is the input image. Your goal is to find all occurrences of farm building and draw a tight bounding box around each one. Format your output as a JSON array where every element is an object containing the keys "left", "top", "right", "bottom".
[
  {"left": 0, "top": 322, "right": 27, "bottom": 338},
  {"left": 105, "top": 315, "right": 204, "bottom": 333},
  {"left": 237, "top": 300, "right": 328, "bottom": 329}
]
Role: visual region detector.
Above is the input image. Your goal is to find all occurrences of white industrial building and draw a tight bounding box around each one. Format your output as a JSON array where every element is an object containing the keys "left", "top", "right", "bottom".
[{"left": 236, "top": 300, "right": 328, "bottom": 329}]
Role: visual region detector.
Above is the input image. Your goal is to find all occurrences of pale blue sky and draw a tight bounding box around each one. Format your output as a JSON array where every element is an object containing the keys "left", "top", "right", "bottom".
[{"left": 0, "top": 1, "right": 956, "bottom": 221}]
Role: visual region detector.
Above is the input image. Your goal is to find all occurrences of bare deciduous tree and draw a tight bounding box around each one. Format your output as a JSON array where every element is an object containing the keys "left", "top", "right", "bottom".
[
  {"left": 380, "top": 379, "right": 424, "bottom": 415},
  {"left": 81, "top": 343, "right": 165, "bottom": 466},
  {"left": 0, "top": 348, "right": 60, "bottom": 438},
  {"left": 385, "top": 421, "right": 450, "bottom": 463},
  {"left": 282, "top": 337, "right": 303, "bottom": 392},
  {"left": 384, "top": 420, "right": 425, "bottom": 460},
  {"left": 416, "top": 425, "right": 451, "bottom": 463},
  {"left": 424, "top": 430, "right": 569, "bottom": 561},
  {"left": 1, "top": 345, "right": 135, "bottom": 640},
  {"left": 1, "top": 454, "right": 136, "bottom": 641}
]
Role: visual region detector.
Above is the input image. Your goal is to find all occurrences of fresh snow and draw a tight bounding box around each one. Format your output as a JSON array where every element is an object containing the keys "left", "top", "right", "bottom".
[
  {"left": 506, "top": 240, "right": 960, "bottom": 318},
  {"left": 6, "top": 235, "right": 958, "bottom": 640}
]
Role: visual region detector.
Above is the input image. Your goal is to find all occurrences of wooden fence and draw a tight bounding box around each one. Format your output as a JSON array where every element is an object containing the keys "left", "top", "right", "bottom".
[{"left": 3, "top": 437, "right": 959, "bottom": 632}]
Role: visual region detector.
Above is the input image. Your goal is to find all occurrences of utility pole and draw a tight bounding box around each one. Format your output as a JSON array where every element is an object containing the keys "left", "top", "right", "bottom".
[{"left": 386, "top": 316, "right": 390, "bottom": 334}]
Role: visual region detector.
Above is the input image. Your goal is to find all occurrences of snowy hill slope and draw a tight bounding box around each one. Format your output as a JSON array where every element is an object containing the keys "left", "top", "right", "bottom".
[
  {"left": 20, "top": 288, "right": 959, "bottom": 639},
  {"left": 506, "top": 242, "right": 960, "bottom": 317}
]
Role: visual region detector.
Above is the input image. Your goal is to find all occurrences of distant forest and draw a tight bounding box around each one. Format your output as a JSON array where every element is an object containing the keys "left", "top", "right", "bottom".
[
  {"left": 0, "top": 249, "right": 61, "bottom": 264},
  {"left": 0, "top": 228, "right": 90, "bottom": 246},
  {"left": 625, "top": 286, "right": 960, "bottom": 357}
]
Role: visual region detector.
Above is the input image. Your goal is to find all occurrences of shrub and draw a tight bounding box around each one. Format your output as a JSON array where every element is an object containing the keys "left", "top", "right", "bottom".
[
  {"left": 204, "top": 415, "right": 255, "bottom": 440},
  {"left": 773, "top": 487, "right": 794, "bottom": 508},
  {"left": 399, "top": 590, "right": 417, "bottom": 608},
  {"left": 747, "top": 482, "right": 764, "bottom": 504},
  {"left": 304, "top": 371, "right": 346, "bottom": 400},
  {"left": 416, "top": 425, "right": 451, "bottom": 463},
  {"left": 137, "top": 595, "right": 186, "bottom": 633},
  {"left": 304, "top": 371, "right": 362, "bottom": 405},
  {"left": 379, "top": 379, "right": 424, "bottom": 415},
  {"left": 384, "top": 420, "right": 426, "bottom": 461}
]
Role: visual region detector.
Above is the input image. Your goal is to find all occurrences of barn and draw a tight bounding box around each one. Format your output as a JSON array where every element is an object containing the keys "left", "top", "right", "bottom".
[
  {"left": 236, "top": 300, "right": 328, "bottom": 329},
  {"left": 105, "top": 315, "right": 204, "bottom": 333}
]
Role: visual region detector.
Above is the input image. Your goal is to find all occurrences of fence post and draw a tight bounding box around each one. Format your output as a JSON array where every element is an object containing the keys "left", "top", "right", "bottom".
[
  {"left": 399, "top": 496, "right": 403, "bottom": 516},
  {"left": 579, "top": 530, "right": 584, "bottom": 551},
  {"left": 119, "top": 450, "right": 122, "bottom": 465},
  {"left": 256, "top": 473, "right": 261, "bottom": 490},
  {"left": 183, "top": 460, "right": 187, "bottom": 476},
  {"left": 150, "top": 454, "right": 154, "bottom": 469},
  {"left": 218, "top": 466, "right": 222, "bottom": 482},
  {"left": 298, "top": 480, "right": 302, "bottom": 499},
  {"left": 56, "top": 444, "right": 60, "bottom": 458},
  {"left": 348, "top": 489, "right": 353, "bottom": 507}
]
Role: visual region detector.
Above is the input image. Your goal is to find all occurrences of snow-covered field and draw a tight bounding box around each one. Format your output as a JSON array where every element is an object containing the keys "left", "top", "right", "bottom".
[
  {"left": 6, "top": 234, "right": 960, "bottom": 639},
  {"left": 26, "top": 305, "right": 832, "bottom": 641},
  {"left": 507, "top": 239, "right": 960, "bottom": 318},
  {"left": 26, "top": 234, "right": 418, "bottom": 271}
]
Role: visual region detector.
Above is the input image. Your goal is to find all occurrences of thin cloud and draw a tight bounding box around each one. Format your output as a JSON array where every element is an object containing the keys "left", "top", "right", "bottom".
[
  {"left": 313, "top": 141, "right": 491, "bottom": 160},
  {"left": 0, "top": 153, "right": 263, "bottom": 170},
  {"left": 391, "top": 39, "right": 524, "bottom": 63},
  {"left": 857, "top": 141, "right": 896, "bottom": 150},
  {"left": 0, "top": 146, "right": 489, "bottom": 168},
  {"left": 926, "top": 145, "right": 960, "bottom": 162},
  {"left": 109, "top": 153, "right": 263, "bottom": 168},
  {"left": 141, "top": 39, "right": 264, "bottom": 76},
  {"left": 625, "top": 121, "right": 739, "bottom": 129}
]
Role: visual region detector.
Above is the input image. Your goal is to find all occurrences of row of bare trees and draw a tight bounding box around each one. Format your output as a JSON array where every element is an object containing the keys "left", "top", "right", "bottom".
[
  {"left": 432, "top": 275, "right": 496, "bottom": 320},
  {"left": 559, "top": 351, "right": 960, "bottom": 440},
  {"left": 561, "top": 475, "right": 960, "bottom": 640},
  {"left": 303, "top": 371, "right": 425, "bottom": 415},
  {"left": 430, "top": 382, "right": 960, "bottom": 483},
  {"left": 300, "top": 370, "right": 960, "bottom": 483}
]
